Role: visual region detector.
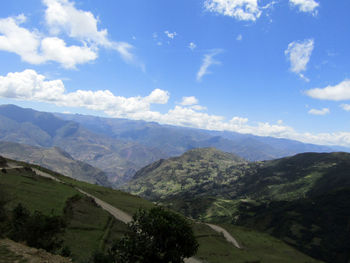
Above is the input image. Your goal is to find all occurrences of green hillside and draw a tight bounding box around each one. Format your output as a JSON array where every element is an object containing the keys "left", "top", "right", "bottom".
[
  {"left": 0, "top": 156, "right": 320, "bottom": 263},
  {"left": 126, "top": 148, "right": 350, "bottom": 263},
  {"left": 124, "top": 147, "right": 246, "bottom": 199}
]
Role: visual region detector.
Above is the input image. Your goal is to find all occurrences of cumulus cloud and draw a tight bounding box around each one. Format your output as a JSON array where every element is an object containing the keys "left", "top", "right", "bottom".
[
  {"left": 43, "top": 0, "right": 137, "bottom": 63},
  {"left": 0, "top": 15, "right": 97, "bottom": 68},
  {"left": 340, "top": 104, "right": 350, "bottom": 111},
  {"left": 289, "top": 0, "right": 319, "bottom": 15},
  {"left": 197, "top": 49, "right": 222, "bottom": 81},
  {"left": 0, "top": 69, "right": 168, "bottom": 117},
  {"left": 2, "top": 69, "right": 350, "bottom": 147},
  {"left": 164, "top": 31, "right": 177, "bottom": 39},
  {"left": 285, "top": 39, "right": 314, "bottom": 80},
  {"left": 236, "top": 34, "right": 243, "bottom": 41},
  {"left": 180, "top": 96, "right": 199, "bottom": 106},
  {"left": 189, "top": 42, "right": 197, "bottom": 50},
  {"left": 204, "top": 0, "right": 262, "bottom": 21},
  {"left": 0, "top": 0, "right": 137, "bottom": 68},
  {"left": 308, "top": 108, "right": 330, "bottom": 115},
  {"left": 306, "top": 80, "right": 350, "bottom": 101}
]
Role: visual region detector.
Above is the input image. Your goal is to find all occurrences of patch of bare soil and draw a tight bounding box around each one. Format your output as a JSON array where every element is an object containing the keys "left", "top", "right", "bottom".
[{"left": 0, "top": 239, "right": 71, "bottom": 263}]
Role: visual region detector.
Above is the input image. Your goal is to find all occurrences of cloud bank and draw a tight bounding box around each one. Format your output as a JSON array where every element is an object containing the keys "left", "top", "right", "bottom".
[{"left": 1, "top": 69, "right": 350, "bottom": 147}]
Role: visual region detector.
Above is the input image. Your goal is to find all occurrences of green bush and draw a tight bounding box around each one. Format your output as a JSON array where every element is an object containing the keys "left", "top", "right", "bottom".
[
  {"left": 112, "top": 207, "right": 198, "bottom": 263},
  {"left": 9, "top": 203, "right": 66, "bottom": 253}
]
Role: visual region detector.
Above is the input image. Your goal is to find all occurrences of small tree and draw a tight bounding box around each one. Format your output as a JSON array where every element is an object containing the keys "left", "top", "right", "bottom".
[
  {"left": 10, "top": 203, "right": 66, "bottom": 253},
  {"left": 0, "top": 187, "right": 11, "bottom": 236},
  {"left": 112, "top": 207, "right": 198, "bottom": 263}
]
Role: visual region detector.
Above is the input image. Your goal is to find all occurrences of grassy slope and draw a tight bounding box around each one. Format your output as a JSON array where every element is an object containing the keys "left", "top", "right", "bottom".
[
  {"left": 0, "top": 165, "right": 127, "bottom": 262},
  {"left": 0, "top": 158, "right": 320, "bottom": 263},
  {"left": 125, "top": 147, "right": 245, "bottom": 199}
]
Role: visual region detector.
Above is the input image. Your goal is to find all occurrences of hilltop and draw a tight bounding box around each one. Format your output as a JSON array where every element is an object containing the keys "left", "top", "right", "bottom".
[{"left": 125, "top": 147, "right": 246, "bottom": 199}]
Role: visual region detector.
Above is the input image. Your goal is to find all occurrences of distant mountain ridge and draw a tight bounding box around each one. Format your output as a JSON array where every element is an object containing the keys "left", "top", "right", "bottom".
[
  {"left": 0, "top": 104, "right": 165, "bottom": 183},
  {"left": 55, "top": 111, "right": 343, "bottom": 161},
  {"left": 0, "top": 104, "right": 346, "bottom": 185}
]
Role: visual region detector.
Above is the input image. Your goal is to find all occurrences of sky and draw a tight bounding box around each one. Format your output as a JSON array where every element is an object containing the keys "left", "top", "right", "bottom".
[{"left": 0, "top": 0, "right": 350, "bottom": 147}]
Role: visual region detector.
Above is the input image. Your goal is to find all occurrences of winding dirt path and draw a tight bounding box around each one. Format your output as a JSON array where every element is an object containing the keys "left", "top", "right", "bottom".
[
  {"left": 206, "top": 223, "right": 241, "bottom": 249},
  {"left": 19, "top": 167, "right": 242, "bottom": 261},
  {"left": 77, "top": 189, "right": 132, "bottom": 224}
]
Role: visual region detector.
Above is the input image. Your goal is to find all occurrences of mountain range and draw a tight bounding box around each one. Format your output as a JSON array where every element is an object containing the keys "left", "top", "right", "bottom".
[{"left": 0, "top": 104, "right": 348, "bottom": 185}]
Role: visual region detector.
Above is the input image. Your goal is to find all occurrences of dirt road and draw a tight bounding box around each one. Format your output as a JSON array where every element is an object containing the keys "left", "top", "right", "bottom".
[
  {"left": 206, "top": 223, "right": 241, "bottom": 249},
  {"left": 29, "top": 167, "right": 242, "bottom": 262},
  {"left": 77, "top": 189, "right": 132, "bottom": 224}
]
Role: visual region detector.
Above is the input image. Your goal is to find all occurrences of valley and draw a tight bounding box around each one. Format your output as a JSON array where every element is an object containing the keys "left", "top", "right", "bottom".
[
  {"left": 0, "top": 155, "right": 321, "bottom": 263},
  {"left": 0, "top": 104, "right": 349, "bottom": 263}
]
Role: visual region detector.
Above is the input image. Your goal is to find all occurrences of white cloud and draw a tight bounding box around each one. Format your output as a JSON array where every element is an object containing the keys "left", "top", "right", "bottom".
[
  {"left": 308, "top": 108, "right": 330, "bottom": 115},
  {"left": 43, "top": 0, "right": 109, "bottom": 45},
  {"left": 285, "top": 39, "right": 314, "bottom": 80},
  {"left": 189, "top": 42, "right": 197, "bottom": 50},
  {"left": 0, "top": 69, "right": 168, "bottom": 117},
  {"left": 180, "top": 96, "right": 199, "bottom": 106},
  {"left": 145, "top": 89, "right": 170, "bottom": 104},
  {"left": 306, "top": 80, "right": 350, "bottom": 101},
  {"left": 191, "top": 105, "right": 207, "bottom": 111},
  {"left": 340, "top": 104, "right": 350, "bottom": 111},
  {"left": 164, "top": 31, "right": 177, "bottom": 39},
  {"left": 43, "top": 0, "right": 137, "bottom": 64},
  {"left": 289, "top": 0, "right": 319, "bottom": 15},
  {"left": 2, "top": 69, "right": 350, "bottom": 148},
  {"left": 0, "top": 16, "right": 97, "bottom": 68},
  {"left": 40, "top": 37, "right": 97, "bottom": 68},
  {"left": 197, "top": 50, "right": 222, "bottom": 81},
  {"left": 236, "top": 34, "right": 242, "bottom": 41},
  {"left": 0, "top": 16, "right": 44, "bottom": 65},
  {"left": 204, "top": 0, "right": 262, "bottom": 21},
  {"left": 0, "top": 0, "right": 137, "bottom": 68}
]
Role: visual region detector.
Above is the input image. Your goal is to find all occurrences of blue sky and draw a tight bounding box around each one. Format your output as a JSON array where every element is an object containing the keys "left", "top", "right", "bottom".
[{"left": 0, "top": 0, "right": 350, "bottom": 147}]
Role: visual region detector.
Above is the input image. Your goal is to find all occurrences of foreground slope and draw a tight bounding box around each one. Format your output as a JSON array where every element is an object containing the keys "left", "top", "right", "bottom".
[{"left": 0, "top": 156, "right": 320, "bottom": 263}]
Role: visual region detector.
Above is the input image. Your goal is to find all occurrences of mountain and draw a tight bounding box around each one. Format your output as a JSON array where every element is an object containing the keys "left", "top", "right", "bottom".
[
  {"left": 126, "top": 148, "right": 350, "bottom": 263},
  {"left": 0, "top": 141, "right": 111, "bottom": 186},
  {"left": 124, "top": 147, "right": 246, "bottom": 199},
  {"left": 0, "top": 104, "right": 345, "bottom": 185},
  {"left": 55, "top": 111, "right": 339, "bottom": 161},
  {"left": 0, "top": 104, "right": 165, "bottom": 183}
]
